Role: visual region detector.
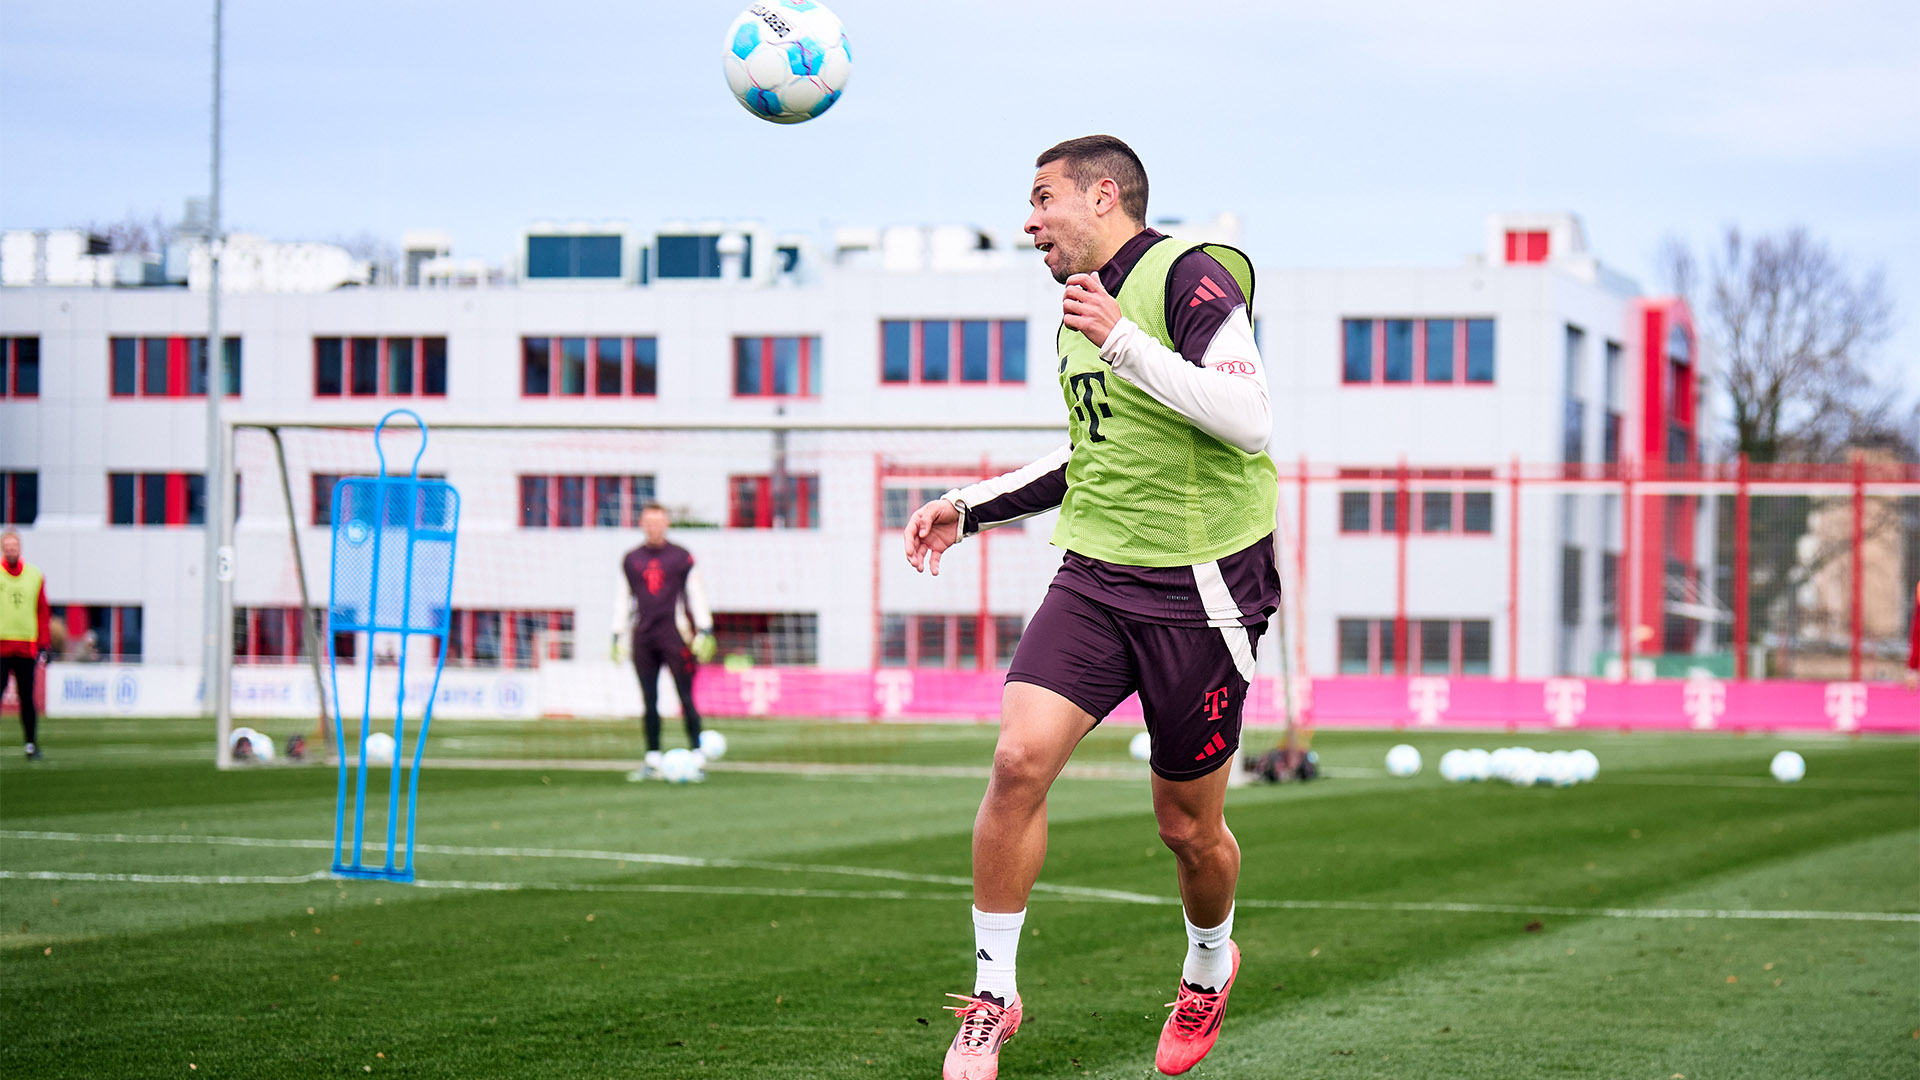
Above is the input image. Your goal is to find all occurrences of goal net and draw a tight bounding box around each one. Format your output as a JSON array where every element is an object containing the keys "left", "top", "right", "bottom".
[{"left": 223, "top": 422, "right": 1303, "bottom": 774}]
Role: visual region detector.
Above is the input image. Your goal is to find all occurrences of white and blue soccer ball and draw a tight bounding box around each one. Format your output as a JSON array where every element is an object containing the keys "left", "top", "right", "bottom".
[
  {"left": 1385, "top": 743, "right": 1422, "bottom": 778},
  {"left": 1129, "top": 731, "right": 1152, "bottom": 761},
  {"left": 723, "top": 2, "right": 852, "bottom": 124},
  {"left": 1438, "top": 749, "right": 1469, "bottom": 783},
  {"left": 660, "top": 747, "right": 702, "bottom": 784},
  {"left": 1464, "top": 748, "right": 1492, "bottom": 782},
  {"left": 1769, "top": 750, "right": 1806, "bottom": 783},
  {"left": 228, "top": 726, "right": 275, "bottom": 763},
  {"left": 699, "top": 729, "right": 729, "bottom": 761},
  {"left": 1569, "top": 749, "right": 1599, "bottom": 783},
  {"left": 363, "top": 731, "right": 396, "bottom": 767}
]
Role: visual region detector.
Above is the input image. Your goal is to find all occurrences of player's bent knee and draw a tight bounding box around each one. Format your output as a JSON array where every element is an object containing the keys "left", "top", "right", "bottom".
[
  {"left": 1156, "top": 814, "right": 1226, "bottom": 858},
  {"left": 989, "top": 740, "right": 1053, "bottom": 790}
]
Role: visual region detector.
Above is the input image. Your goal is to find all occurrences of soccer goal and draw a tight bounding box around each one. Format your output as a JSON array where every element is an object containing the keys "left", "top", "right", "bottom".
[{"left": 218, "top": 419, "right": 1309, "bottom": 774}]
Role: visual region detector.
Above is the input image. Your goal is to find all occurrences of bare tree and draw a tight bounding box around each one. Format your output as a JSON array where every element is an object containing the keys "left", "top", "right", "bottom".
[
  {"left": 1663, "top": 226, "right": 1900, "bottom": 463},
  {"left": 1663, "top": 227, "right": 1913, "bottom": 674},
  {"left": 82, "top": 210, "right": 174, "bottom": 254}
]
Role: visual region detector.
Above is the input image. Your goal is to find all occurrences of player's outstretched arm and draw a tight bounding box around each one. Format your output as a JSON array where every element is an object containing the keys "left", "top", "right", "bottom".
[{"left": 904, "top": 498, "right": 962, "bottom": 575}]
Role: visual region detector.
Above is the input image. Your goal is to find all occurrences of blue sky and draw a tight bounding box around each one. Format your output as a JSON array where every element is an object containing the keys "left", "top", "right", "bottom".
[{"left": 3, "top": 0, "right": 1915, "bottom": 407}]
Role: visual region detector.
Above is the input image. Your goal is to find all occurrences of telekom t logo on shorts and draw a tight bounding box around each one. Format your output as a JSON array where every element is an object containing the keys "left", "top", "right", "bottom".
[{"left": 1202, "top": 686, "right": 1230, "bottom": 722}]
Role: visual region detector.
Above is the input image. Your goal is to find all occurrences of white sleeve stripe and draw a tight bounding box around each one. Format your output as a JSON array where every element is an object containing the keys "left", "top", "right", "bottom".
[{"left": 948, "top": 442, "right": 1072, "bottom": 509}]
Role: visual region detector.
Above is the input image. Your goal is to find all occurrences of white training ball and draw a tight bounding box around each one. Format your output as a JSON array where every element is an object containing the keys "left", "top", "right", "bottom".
[
  {"left": 1769, "top": 750, "right": 1806, "bottom": 783},
  {"left": 660, "top": 747, "right": 701, "bottom": 784},
  {"left": 1543, "top": 750, "right": 1578, "bottom": 788},
  {"left": 1385, "top": 743, "right": 1422, "bottom": 778},
  {"left": 364, "top": 731, "right": 396, "bottom": 767},
  {"left": 722, "top": 1, "right": 853, "bottom": 124},
  {"left": 698, "top": 729, "right": 729, "bottom": 761},
  {"left": 1464, "top": 748, "right": 1492, "bottom": 782},
  {"left": 1129, "top": 731, "right": 1152, "bottom": 761},
  {"left": 1438, "top": 749, "right": 1468, "bottom": 783},
  {"left": 1505, "top": 748, "right": 1540, "bottom": 787},
  {"left": 1570, "top": 749, "right": 1599, "bottom": 783}
]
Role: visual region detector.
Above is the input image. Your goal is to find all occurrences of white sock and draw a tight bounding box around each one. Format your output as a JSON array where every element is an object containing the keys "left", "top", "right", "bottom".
[
  {"left": 972, "top": 906, "right": 1025, "bottom": 999},
  {"left": 1182, "top": 906, "right": 1234, "bottom": 991}
]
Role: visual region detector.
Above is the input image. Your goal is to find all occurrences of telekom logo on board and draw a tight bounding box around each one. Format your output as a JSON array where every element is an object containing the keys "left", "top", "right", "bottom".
[
  {"left": 738, "top": 670, "right": 782, "bottom": 716},
  {"left": 1823, "top": 682, "right": 1868, "bottom": 732},
  {"left": 1682, "top": 678, "right": 1726, "bottom": 730},
  {"left": 1542, "top": 679, "right": 1587, "bottom": 728},
  {"left": 873, "top": 670, "right": 914, "bottom": 717},
  {"left": 1408, "top": 677, "right": 1450, "bottom": 725}
]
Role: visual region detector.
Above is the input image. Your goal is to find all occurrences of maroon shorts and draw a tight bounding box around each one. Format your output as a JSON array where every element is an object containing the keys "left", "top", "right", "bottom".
[{"left": 1007, "top": 585, "right": 1264, "bottom": 782}]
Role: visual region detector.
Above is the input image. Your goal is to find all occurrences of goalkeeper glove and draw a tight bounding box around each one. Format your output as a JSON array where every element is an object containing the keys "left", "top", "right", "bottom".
[{"left": 691, "top": 631, "right": 717, "bottom": 664}]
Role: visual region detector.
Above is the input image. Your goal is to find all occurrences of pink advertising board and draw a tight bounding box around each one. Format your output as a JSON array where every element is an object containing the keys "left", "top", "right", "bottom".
[{"left": 694, "top": 670, "right": 1917, "bottom": 735}]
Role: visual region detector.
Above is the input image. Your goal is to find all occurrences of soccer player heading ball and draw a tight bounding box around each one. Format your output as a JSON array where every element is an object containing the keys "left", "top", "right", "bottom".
[
  {"left": 905, "top": 135, "right": 1278, "bottom": 1078},
  {"left": 617, "top": 502, "right": 716, "bottom": 779}
]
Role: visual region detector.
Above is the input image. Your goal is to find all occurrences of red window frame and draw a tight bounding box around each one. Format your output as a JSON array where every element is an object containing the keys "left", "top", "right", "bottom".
[
  {"left": 728, "top": 473, "right": 820, "bottom": 529},
  {"left": 732, "top": 335, "right": 819, "bottom": 399},
  {"left": 1341, "top": 319, "right": 1493, "bottom": 387},
  {"left": 108, "top": 336, "right": 239, "bottom": 398},
  {"left": 518, "top": 336, "right": 657, "bottom": 398},
  {"left": 2, "top": 338, "right": 38, "bottom": 398},
  {"left": 1336, "top": 617, "right": 1491, "bottom": 676},
  {"left": 516, "top": 474, "right": 652, "bottom": 529},
  {"left": 54, "top": 605, "right": 142, "bottom": 663},
  {"left": 444, "top": 608, "right": 571, "bottom": 669},
  {"left": 879, "top": 320, "right": 1024, "bottom": 386},
  {"left": 234, "top": 606, "right": 309, "bottom": 664},
  {"left": 108, "top": 471, "right": 205, "bottom": 527},
  {"left": 878, "top": 612, "right": 1022, "bottom": 670},
  {"left": 1, "top": 471, "right": 34, "bottom": 525},
  {"left": 312, "top": 336, "right": 447, "bottom": 399},
  {"left": 1335, "top": 469, "right": 1494, "bottom": 537}
]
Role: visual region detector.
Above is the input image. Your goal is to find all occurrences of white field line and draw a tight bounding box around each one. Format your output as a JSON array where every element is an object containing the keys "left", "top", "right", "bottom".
[
  {"left": 3, "top": 830, "right": 1915, "bottom": 924},
  {"left": 0, "top": 829, "right": 1159, "bottom": 904}
]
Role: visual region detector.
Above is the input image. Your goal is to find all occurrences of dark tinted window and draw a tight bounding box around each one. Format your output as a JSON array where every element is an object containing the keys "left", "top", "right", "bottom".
[
  {"left": 631, "top": 338, "right": 657, "bottom": 395},
  {"left": 315, "top": 338, "right": 343, "bottom": 396},
  {"left": 881, "top": 321, "right": 911, "bottom": 383},
  {"left": 1342, "top": 319, "right": 1372, "bottom": 382},
  {"left": 1000, "top": 322, "right": 1027, "bottom": 382}
]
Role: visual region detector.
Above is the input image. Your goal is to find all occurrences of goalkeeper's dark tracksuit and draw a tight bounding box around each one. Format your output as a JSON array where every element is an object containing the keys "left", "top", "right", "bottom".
[{"left": 621, "top": 541, "right": 706, "bottom": 754}]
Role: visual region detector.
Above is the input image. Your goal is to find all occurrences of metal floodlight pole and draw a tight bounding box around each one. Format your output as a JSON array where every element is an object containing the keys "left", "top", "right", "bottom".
[{"left": 203, "top": 0, "right": 233, "bottom": 766}]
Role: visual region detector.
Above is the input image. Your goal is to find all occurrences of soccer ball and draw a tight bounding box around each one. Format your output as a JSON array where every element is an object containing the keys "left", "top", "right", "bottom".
[
  {"left": 1769, "top": 750, "right": 1805, "bottom": 783},
  {"left": 1129, "top": 732, "right": 1152, "bottom": 761},
  {"left": 229, "top": 726, "right": 275, "bottom": 763},
  {"left": 1569, "top": 749, "right": 1599, "bottom": 783},
  {"left": 723, "top": 2, "right": 852, "bottom": 124},
  {"left": 699, "top": 730, "right": 729, "bottom": 761},
  {"left": 364, "top": 731, "right": 396, "bottom": 767},
  {"left": 660, "top": 747, "right": 703, "bottom": 784},
  {"left": 1385, "top": 743, "right": 1421, "bottom": 778},
  {"left": 1463, "top": 748, "right": 1492, "bottom": 782}
]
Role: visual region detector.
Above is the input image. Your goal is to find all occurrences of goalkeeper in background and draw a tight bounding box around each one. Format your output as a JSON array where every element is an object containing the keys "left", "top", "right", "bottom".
[{"left": 615, "top": 502, "right": 716, "bottom": 778}]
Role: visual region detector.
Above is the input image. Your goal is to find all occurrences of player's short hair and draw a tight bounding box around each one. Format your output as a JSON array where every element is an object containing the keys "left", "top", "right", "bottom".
[
  {"left": 1036, "top": 135, "right": 1148, "bottom": 224},
  {"left": 0, "top": 528, "right": 18, "bottom": 543},
  {"left": 639, "top": 501, "right": 669, "bottom": 517}
]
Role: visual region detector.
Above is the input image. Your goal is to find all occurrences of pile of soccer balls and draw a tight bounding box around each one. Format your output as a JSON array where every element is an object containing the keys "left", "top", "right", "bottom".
[
  {"left": 1385, "top": 743, "right": 1600, "bottom": 787},
  {"left": 651, "top": 730, "right": 730, "bottom": 785}
]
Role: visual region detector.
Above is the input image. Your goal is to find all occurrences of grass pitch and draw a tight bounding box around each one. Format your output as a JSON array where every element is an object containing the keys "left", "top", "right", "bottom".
[{"left": 2, "top": 717, "right": 1916, "bottom": 1078}]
